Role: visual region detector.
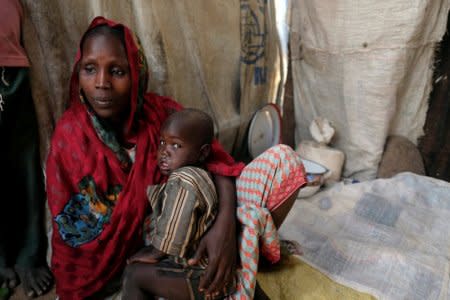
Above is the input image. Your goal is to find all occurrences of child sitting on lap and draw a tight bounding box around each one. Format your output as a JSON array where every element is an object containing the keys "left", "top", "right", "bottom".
[{"left": 123, "top": 108, "right": 235, "bottom": 299}]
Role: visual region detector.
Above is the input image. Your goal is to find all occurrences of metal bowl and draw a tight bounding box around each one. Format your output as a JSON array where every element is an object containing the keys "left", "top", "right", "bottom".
[{"left": 298, "top": 158, "right": 330, "bottom": 198}]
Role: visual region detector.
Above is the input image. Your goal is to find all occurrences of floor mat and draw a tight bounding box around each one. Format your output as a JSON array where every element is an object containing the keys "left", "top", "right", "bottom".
[{"left": 257, "top": 255, "right": 375, "bottom": 300}]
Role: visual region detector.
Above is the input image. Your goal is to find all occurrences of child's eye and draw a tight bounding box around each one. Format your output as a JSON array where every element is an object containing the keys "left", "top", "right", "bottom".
[
  {"left": 173, "top": 143, "right": 181, "bottom": 149},
  {"left": 159, "top": 139, "right": 165, "bottom": 146}
]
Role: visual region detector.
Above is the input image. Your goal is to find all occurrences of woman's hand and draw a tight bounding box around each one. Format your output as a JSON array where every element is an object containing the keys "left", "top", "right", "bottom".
[{"left": 188, "top": 175, "right": 237, "bottom": 295}]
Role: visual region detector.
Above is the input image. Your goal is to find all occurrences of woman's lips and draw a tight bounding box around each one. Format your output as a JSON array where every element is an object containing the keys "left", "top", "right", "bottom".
[{"left": 93, "top": 98, "right": 113, "bottom": 107}]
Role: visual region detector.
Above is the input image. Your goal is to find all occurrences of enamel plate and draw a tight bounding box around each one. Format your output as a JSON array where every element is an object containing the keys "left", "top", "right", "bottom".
[
  {"left": 300, "top": 157, "right": 328, "bottom": 175},
  {"left": 248, "top": 104, "right": 282, "bottom": 158}
]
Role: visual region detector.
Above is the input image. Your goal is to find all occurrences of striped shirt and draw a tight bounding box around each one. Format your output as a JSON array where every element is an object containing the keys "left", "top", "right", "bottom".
[{"left": 147, "top": 166, "right": 218, "bottom": 263}]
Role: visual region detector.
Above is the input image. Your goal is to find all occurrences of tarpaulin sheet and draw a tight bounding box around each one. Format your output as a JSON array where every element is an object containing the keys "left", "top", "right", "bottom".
[
  {"left": 290, "top": 0, "right": 449, "bottom": 179},
  {"left": 281, "top": 173, "right": 450, "bottom": 299}
]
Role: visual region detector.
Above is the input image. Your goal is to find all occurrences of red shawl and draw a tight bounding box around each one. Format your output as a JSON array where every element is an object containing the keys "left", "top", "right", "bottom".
[{"left": 46, "top": 17, "right": 244, "bottom": 299}]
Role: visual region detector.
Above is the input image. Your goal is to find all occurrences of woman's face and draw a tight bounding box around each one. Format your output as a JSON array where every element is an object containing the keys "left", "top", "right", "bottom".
[{"left": 78, "top": 33, "right": 131, "bottom": 123}]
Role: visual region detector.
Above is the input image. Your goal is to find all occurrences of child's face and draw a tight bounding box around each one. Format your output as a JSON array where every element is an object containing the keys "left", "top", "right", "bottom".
[
  {"left": 157, "top": 123, "right": 202, "bottom": 175},
  {"left": 78, "top": 33, "right": 131, "bottom": 123}
]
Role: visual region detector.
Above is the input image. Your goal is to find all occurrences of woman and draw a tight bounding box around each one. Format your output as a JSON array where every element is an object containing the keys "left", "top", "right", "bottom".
[{"left": 46, "top": 17, "right": 306, "bottom": 299}]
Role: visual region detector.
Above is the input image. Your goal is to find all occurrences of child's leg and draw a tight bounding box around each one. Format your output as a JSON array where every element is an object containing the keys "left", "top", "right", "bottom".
[
  {"left": 127, "top": 245, "right": 166, "bottom": 264},
  {"left": 122, "top": 263, "right": 191, "bottom": 300}
]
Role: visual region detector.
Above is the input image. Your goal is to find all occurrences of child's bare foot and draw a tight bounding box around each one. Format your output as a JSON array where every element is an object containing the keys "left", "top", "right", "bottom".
[
  {"left": 15, "top": 265, "right": 53, "bottom": 298},
  {"left": 0, "top": 267, "right": 18, "bottom": 289},
  {"left": 127, "top": 246, "right": 166, "bottom": 264}
]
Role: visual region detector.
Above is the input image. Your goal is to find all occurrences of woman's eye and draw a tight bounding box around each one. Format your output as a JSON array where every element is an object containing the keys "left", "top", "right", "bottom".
[
  {"left": 83, "top": 65, "right": 95, "bottom": 74},
  {"left": 173, "top": 143, "right": 181, "bottom": 149},
  {"left": 159, "top": 140, "right": 165, "bottom": 146}
]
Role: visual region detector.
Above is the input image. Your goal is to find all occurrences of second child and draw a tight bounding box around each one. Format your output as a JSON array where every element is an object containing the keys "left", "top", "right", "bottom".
[{"left": 123, "top": 108, "right": 235, "bottom": 299}]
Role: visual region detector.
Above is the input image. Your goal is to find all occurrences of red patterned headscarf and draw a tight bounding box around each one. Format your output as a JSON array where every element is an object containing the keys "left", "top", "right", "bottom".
[{"left": 46, "top": 17, "right": 243, "bottom": 299}]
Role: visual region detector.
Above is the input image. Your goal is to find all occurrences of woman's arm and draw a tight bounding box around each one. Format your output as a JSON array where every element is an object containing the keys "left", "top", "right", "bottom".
[{"left": 188, "top": 174, "right": 237, "bottom": 294}]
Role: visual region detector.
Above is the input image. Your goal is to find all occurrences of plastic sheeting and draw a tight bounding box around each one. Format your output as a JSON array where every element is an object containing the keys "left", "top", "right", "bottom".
[
  {"left": 21, "top": 0, "right": 282, "bottom": 158},
  {"left": 290, "top": 1, "right": 450, "bottom": 180},
  {"left": 234, "top": 0, "right": 282, "bottom": 159},
  {"left": 281, "top": 173, "right": 450, "bottom": 299}
]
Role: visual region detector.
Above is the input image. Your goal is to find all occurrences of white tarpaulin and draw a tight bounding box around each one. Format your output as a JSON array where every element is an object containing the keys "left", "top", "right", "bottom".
[
  {"left": 281, "top": 173, "right": 450, "bottom": 299},
  {"left": 290, "top": 1, "right": 450, "bottom": 180},
  {"left": 22, "top": 0, "right": 242, "bottom": 154},
  {"left": 21, "top": 0, "right": 281, "bottom": 158}
]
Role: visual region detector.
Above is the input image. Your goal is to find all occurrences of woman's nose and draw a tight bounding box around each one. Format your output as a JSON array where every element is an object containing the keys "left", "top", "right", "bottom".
[{"left": 95, "top": 69, "right": 111, "bottom": 89}]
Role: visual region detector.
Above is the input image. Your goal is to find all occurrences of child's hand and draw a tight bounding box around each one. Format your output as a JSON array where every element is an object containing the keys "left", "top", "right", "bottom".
[{"left": 126, "top": 246, "right": 166, "bottom": 264}]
